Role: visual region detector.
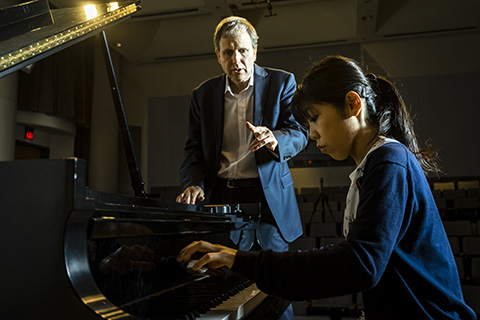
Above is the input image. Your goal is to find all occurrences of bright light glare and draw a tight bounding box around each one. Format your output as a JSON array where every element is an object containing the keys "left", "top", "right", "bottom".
[
  {"left": 107, "top": 2, "right": 119, "bottom": 12},
  {"left": 84, "top": 4, "right": 98, "bottom": 20}
]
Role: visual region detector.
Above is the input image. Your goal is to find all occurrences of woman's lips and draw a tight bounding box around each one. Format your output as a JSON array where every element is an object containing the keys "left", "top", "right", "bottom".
[{"left": 317, "top": 145, "right": 326, "bottom": 153}]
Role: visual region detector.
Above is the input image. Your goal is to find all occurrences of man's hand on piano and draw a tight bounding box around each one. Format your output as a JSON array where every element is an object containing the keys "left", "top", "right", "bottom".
[
  {"left": 177, "top": 240, "right": 237, "bottom": 271},
  {"left": 176, "top": 185, "right": 205, "bottom": 204}
]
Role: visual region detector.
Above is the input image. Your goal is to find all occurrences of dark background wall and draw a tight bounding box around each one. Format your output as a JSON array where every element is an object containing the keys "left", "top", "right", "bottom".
[{"left": 142, "top": 41, "right": 480, "bottom": 191}]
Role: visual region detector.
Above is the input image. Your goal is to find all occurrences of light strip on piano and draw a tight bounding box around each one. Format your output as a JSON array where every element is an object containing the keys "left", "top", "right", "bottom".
[{"left": 0, "top": 3, "right": 138, "bottom": 74}]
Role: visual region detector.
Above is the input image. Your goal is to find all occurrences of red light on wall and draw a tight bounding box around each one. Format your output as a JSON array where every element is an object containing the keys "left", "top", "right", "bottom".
[{"left": 25, "top": 127, "right": 34, "bottom": 140}]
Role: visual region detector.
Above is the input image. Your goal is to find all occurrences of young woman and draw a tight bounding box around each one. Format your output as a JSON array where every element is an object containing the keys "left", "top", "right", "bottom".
[{"left": 177, "top": 55, "right": 477, "bottom": 319}]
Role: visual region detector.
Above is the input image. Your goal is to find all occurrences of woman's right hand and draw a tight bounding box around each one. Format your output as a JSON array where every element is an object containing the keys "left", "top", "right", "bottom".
[{"left": 176, "top": 240, "right": 237, "bottom": 271}]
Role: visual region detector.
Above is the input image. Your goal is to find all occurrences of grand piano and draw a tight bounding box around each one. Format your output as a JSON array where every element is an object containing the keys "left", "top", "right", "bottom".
[{"left": 0, "top": 1, "right": 288, "bottom": 319}]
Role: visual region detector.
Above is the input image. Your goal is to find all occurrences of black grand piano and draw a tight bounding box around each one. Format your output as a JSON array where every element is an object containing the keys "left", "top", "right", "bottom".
[{"left": 0, "top": 2, "right": 288, "bottom": 319}]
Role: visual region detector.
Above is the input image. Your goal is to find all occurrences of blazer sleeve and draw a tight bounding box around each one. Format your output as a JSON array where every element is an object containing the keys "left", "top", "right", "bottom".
[
  {"left": 270, "top": 72, "right": 308, "bottom": 162},
  {"left": 179, "top": 89, "right": 205, "bottom": 191}
]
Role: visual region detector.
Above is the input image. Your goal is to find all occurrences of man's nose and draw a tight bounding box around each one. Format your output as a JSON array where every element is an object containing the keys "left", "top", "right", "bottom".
[{"left": 232, "top": 51, "right": 241, "bottom": 62}]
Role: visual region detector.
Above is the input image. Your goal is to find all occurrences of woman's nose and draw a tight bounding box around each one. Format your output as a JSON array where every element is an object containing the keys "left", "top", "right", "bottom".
[{"left": 309, "top": 129, "right": 318, "bottom": 140}]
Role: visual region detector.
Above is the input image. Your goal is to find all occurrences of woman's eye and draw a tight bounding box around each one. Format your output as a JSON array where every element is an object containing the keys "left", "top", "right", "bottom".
[{"left": 309, "top": 115, "right": 318, "bottom": 123}]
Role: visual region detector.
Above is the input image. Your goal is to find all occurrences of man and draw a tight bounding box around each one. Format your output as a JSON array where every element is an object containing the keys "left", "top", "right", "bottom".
[{"left": 177, "top": 16, "right": 307, "bottom": 253}]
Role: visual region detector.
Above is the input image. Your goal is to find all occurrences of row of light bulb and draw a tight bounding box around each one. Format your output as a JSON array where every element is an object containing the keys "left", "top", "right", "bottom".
[{"left": 0, "top": 2, "right": 137, "bottom": 73}]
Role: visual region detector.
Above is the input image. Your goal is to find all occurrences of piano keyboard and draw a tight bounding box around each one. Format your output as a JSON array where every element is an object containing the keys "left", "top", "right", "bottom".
[
  {"left": 201, "top": 283, "right": 267, "bottom": 320},
  {"left": 121, "top": 274, "right": 265, "bottom": 319}
]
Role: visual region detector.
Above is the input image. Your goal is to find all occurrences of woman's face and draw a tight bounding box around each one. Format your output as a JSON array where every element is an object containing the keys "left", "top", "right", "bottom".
[{"left": 308, "top": 103, "right": 357, "bottom": 161}]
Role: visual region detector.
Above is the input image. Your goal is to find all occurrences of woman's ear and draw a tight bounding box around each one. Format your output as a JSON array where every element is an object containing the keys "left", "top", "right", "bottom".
[{"left": 345, "top": 91, "right": 362, "bottom": 117}]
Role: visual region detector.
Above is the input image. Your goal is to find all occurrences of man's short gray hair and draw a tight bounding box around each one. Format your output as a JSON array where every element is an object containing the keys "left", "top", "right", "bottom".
[{"left": 213, "top": 16, "right": 259, "bottom": 51}]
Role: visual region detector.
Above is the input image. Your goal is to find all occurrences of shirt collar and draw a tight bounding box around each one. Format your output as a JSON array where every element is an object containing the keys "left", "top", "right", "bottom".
[{"left": 225, "top": 74, "right": 254, "bottom": 95}]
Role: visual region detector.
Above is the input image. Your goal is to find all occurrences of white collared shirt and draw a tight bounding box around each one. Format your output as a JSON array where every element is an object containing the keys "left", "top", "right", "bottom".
[
  {"left": 217, "top": 76, "right": 259, "bottom": 179},
  {"left": 343, "top": 137, "right": 399, "bottom": 237}
]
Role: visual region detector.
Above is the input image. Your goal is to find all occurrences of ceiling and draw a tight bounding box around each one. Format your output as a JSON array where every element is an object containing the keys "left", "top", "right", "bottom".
[{"left": 47, "top": 0, "right": 480, "bottom": 65}]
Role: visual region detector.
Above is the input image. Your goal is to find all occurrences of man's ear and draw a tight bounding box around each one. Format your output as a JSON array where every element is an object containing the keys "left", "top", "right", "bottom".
[
  {"left": 345, "top": 91, "right": 362, "bottom": 117},
  {"left": 215, "top": 49, "right": 221, "bottom": 64}
]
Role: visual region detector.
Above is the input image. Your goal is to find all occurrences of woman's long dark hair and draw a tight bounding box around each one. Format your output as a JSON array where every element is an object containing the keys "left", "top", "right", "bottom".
[{"left": 292, "top": 55, "right": 439, "bottom": 175}]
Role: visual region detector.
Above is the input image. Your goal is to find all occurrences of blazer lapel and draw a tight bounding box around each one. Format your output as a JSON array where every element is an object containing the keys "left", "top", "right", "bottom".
[
  {"left": 253, "top": 64, "right": 268, "bottom": 126},
  {"left": 213, "top": 75, "right": 226, "bottom": 155}
]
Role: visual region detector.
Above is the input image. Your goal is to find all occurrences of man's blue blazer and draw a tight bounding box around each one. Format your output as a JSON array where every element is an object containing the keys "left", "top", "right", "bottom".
[{"left": 180, "top": 64, "right": 308, "bottom": 242}]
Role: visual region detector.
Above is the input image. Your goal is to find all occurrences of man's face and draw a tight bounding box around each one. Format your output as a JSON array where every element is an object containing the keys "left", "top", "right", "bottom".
[{"left": 216, "top": 29, "right": 257, "bottom": 93}]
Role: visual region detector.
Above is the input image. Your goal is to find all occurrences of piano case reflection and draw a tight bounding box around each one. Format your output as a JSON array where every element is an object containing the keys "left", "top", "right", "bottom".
[{"left": 2, "top": 158, "right": 290, "bottom": 320}]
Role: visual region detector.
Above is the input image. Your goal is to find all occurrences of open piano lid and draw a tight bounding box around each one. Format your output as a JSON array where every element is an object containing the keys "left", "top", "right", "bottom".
[
  {"left": 0, "top": 0, "right": 140, "bottom": 79},
  {"left": 1, "top": 0, "right": 147, "bottom": 197}
]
